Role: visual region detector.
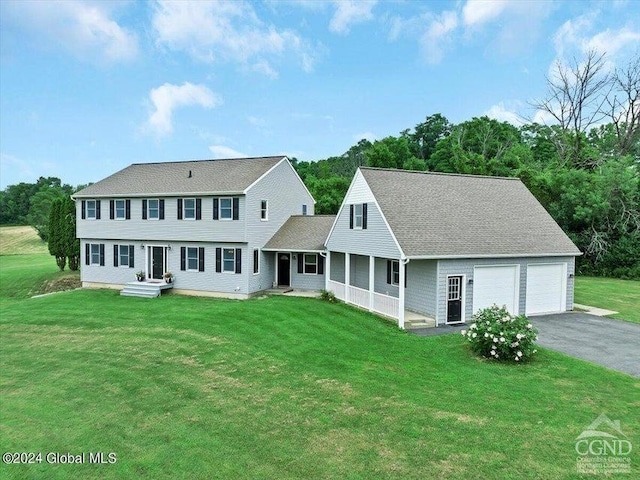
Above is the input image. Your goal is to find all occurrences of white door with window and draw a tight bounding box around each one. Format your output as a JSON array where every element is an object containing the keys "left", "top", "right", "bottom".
[{"left": 525, "top": 263, "right": 567, "bottom": 315}]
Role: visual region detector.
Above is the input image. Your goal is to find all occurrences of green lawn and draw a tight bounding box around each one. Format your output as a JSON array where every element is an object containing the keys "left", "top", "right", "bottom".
[
  {"left": 1, "top": 256, "right": 638, "bottom": 479},
  {"left": 575, "top": 276, "right": 640, "bottom": 324}
]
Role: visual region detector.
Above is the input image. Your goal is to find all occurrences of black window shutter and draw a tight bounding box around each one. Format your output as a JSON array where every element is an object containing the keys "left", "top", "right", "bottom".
[
  {"left": 85, "top": 243, "right": 89, "bottom": 265},
  {"left": 318, "top": 255, "right": 324, "bottom": 275},
  {"left": 386, "top": 260, "right": 392, "bottom": 284},
  {"left": 113, "top": 245, "right": 118, "bottom": 267},
  {"left": 159, "top": 199, "right": 165, "bottom": 220},
  {"left": 362, "top": 203, "right": 368, "bottom": 230},
  {"left": 213, "top": 198, "right": 219, "bottom": 220},
  {"left": 81, "top": 200, "right": 86, "bottom": 219},
  {"left": 196, "top": 199, "right": 202, "bottom": 220},
  {"left": 96, "top": 200, "right": 101, "bottom": 219},
  {"left": 215, "top": 248, "right": 222, "bottom": 272},
  {"left": 198, "top": 247, "right": 205, "bottom": 272},
  {"left": 125, "top": 200, "right": 131, "bottom": 219},
  {"left": 142, "top": 199, "right": 147, "bottom": 219},
  {"left": 180, "top": 247, "right": 186, "bottom": 271},
  {"left": 349, "top": 204, "right": 354, "bottom": 229},
  {"left": 110, "top": 200, "right": 114, "bottom": 219},
  {"left": 177, "top": 199, "right": 183, "bottom": 220},
  {"left": 232, "top": 198, "right": 239, "bottom": 220},
  {"left": 298, "top": 254, "right": 303, "bottom": 274},
  {"left": 129, "top": 245, "right": 134, "bottom": 268},
  {"left": 99, "top": 244, "right": 105, "bottom": 266},
  {"left": 235, "top": 248, "right": 241, "bottom": 274}
]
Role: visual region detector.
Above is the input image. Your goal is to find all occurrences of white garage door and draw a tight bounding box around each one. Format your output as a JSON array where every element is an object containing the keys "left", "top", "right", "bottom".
[
  {"left": 526, "top": 263, "right": 567, "bottom": 315},
  {"left": 473, "top": 265, "right": 519, "bottom": 315}
]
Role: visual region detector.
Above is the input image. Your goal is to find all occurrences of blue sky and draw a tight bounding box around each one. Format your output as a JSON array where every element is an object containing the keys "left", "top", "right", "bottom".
[{"left": 1, "top": 0, "right": 638, "bottom": 188}]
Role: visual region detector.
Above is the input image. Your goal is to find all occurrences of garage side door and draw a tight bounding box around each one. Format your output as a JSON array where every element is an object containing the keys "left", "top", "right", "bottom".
[
  {"left": 472, "top": 265, "right": 519, "bottom": 315},
  {"left": 526, "top": 263, "right": 566, "bottom": 315}
]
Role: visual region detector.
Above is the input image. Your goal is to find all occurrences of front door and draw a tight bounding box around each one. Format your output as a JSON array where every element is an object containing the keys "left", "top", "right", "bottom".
[
  {"left": 447, "top": 276, "right": 463, "bottom": 323},
  {"left": 277, "top": 253, "right": 290, "bottom": 286},
  {"left": 151, "top": 246, "right": 164, "bottom": 280}
]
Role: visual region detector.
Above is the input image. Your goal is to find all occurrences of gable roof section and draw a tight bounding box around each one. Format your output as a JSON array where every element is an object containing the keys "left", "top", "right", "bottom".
[
  {"left": 360, "top": 167, "right": 581, "bottom": 258},
  {"left": 264, "top": 215, "right": 336, "bottom": 252},
  {"left": 74, "top": 156, "right": 285, "bottom": 197}
]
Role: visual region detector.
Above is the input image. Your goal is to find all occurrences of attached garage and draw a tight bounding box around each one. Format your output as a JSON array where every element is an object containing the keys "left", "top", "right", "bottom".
[
  {"left": 472, "top": 265, "right": 519, "bottom": 315},
  {"left": 526, "top": 263, "right": 567, "bottom": 315}
]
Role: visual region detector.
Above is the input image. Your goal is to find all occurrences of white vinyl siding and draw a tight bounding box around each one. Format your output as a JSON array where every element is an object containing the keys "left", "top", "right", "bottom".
[{"left": 187, "top": 247, "right": 199, "bottom": 271}]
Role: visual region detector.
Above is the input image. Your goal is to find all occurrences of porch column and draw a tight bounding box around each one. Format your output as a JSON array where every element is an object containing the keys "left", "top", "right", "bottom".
[
  {"left": 368, "top": 255, "right": 375, "bottom": 311},
  {"left": 325, "top": 251, "right": 331, "bottom": 292},
  {"left": 398, "top": 259, "right": 406, "bottom": 329},
  {"left": 344, "top": 253, "right": 351, "bottom": 303}
]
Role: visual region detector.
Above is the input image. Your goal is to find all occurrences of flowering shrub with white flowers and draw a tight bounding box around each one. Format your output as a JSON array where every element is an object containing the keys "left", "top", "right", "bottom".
[{"left": 461, "top": 305, "right": 539, "bottom": 362}]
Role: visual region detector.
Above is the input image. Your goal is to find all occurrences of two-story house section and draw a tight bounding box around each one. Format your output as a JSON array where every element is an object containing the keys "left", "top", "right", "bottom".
[{"left": 73, "top": 156, "right": 315, "bottom": 298}]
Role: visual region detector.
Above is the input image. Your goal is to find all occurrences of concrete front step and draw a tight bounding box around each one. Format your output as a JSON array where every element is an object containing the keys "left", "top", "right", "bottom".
[{"left": 404, "top": 317, "right": 436, "bottom": 329}]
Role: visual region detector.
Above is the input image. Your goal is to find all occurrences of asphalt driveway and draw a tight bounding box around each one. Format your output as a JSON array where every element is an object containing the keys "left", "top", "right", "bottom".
[{"left": 529, "top": 313, "right": 640, "bottom": 377}]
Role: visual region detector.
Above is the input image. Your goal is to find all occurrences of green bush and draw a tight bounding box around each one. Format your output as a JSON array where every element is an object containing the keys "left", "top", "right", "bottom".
[
  {"left": 319, "top": 289, "right": 337, "bottom": 303},
  {"left": 461, "top": 305, "right": 538, "bottom": 362}
]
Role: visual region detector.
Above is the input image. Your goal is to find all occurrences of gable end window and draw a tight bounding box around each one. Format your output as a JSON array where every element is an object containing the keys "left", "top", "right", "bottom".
[
  {"left": 349, "top": 203, "right": 367, "bottom": 230},
  {"left": 260, "top": 200, "right": 268, "bottom": 221},
  {"left": 302, "top": 204, "right": 308, "bottom": 216},
  {"left": 113, "top": 244, "right": 135, "bottom": 268},
  {"left": 82, "top": 199, "right": 101, "bottom": 220},
  {"left": 110, "top": 199, "right": 131, "bottom": 220},
  {"left": 85, "top": 243, "right": 105, "bottom": 266},
  {"left": 143, "top": 199, "right": 164, "bottom": 220},
  {"left": 297, "top": 253, "right": 324, "bottom": 275},
  {"left": 213, "top": 197, "right": 240, "bottom": 220},
  {"left": 215, "top": 247, "right": 242, "bottom": 274},
  {"left": 180, "top": 246, "right": 205, "bottom": 272},
  {"left": 178, "top": 198, "right": 201, "bottom": 220}
]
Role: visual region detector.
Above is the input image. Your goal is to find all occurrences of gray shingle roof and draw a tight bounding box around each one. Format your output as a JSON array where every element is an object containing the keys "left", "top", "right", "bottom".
[
  {"left": 264, "top": 215, "right": 336, "bottom": 252},
  {"left": 360, "top": 167, "right": 581, "bottom": 258},
  {"left": 74, "top": 156, "right": 285, "bottom": 197}
]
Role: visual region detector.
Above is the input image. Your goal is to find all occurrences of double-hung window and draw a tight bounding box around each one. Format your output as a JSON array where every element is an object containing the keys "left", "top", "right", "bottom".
[
  {"left": 223, "top": 248, "right": 235, "bottom": 272},
  {"left": 86, "top": 200, "right": 97, "bottom": 219},
  {"left": 304, "top": 254, "right": 317, "bottom": 274},
  {"left": 114, "top": 244, "right": 134, "bottom": 268},
  {"left": 184, "top": 199, "right": 196, "bottom": 220},
  {"left": 260, "top": 200, "right": 268, "bottom": 221},
  {"left": 148, "top": 199, "right": 159, "bottom": 219},
  {"left": 390, "top": 260, "right": 399, "bottom": 285},
  {"left": 354, "top": 204, "right": 363, "bottom": 229},
  {"left": 91, "top": 244, "right": 101, "bottom": 265},
  {"left": 115, "top": 200, "right": 126, "bottom": 220},
  {"left": 187, "top": 247, "right": 199, "bottom": 271},
  {"left": 220, "top": 198, "right": 233, "bottom": 220}
]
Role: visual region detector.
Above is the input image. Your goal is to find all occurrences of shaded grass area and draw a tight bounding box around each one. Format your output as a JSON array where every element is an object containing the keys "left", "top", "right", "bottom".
[
  {"left": 0, "top": 226, "right": 47, "bottom": 255},
  {"left": 575, "top": 276, "right": 640, "bottom": 324},
  {"left": 1, "top": 258, "right": 638, "bottom": 478}
]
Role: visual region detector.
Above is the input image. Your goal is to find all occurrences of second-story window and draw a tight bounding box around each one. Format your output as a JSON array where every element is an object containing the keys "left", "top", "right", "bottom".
[
  {"left": 349, "top": 203, "right": 367, "bottom": 230},
  {"left": 220, "top": 198, "right": 232, "bottom": 220},
  {"left": 86, "top": 200, "right": 97, "bottom": 219},
  {"left": 354, "top": 204, "right": 363, "bottom": 229},
  {"left": 115, "top": 200, "right": 126, "bottom": 219},
  {"left": 302, "top": 204, "right": 307, "bottom": 216},
  {"left": 148, "top": 199, "right": 159, "bottom": 219},
  {"left": 260, "top": 200, "right": 268, "bottom": 221},
  {"left": 184, "top": 198, "right": 196, "bottom": 219}
]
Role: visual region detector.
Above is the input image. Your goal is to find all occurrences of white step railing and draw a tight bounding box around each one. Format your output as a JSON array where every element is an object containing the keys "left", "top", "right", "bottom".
[
  {"left": 327, "top": 280, "right": 399, "bottom": 319},
  {"left": 372, "top": 291, "right": 399, "bottom": 318}
]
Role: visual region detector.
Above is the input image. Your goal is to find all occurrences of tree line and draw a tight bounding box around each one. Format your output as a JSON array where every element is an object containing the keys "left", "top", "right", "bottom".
[{"left": 295, "top": 52, "right": 639, "bottom": 279}]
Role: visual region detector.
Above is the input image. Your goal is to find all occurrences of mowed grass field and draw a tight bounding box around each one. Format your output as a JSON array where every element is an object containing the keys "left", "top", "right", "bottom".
[
  {"left": 0, "top": 226, "right": 47, "bottom": 256},
  {"left": 0, "top": 232, "right": 638, "bottom": 479},
  {"left": 575, "top": 276, "right": 640, "bottom": 324}
]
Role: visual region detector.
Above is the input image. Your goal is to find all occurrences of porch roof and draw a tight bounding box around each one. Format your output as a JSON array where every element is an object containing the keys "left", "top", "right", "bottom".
[
  {"left": 264, "top": 215, "right": 335, "bottom": 252},
  {"left": 360, "top": 167, "right": 581, "bottom": 258}
]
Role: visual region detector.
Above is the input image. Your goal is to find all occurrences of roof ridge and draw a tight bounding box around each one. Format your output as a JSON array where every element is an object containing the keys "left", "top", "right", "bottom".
[
  {"left": 289, "top": 214, "right": 336, "bottom": 218},
  {"left": 131, "top": 155, "right": 286, "bottom": 166},
  {"left": 360, "top": 166, "right": 520, "bottom": 181}
]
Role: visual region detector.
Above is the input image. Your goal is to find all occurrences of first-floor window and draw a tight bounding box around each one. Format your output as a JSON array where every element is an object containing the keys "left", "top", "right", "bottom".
[
  {"left": 86, "top": 243, "right": 104, "bottom": 266},
  {"left": 187, "top": 247, "right": 199, "bottom": 271},
  {"left": 388, "top": 260, "right": 399, "bottom": 285},
  {"left": 223, "top": 248, "right": 235, "bottom": 272},
  {"left": 113, "top": 244, "right": 135, "bottom": 268},
  {"left": 91, "top": 244, "right": 101, "bottom": 265},
  {"left": 253, "top": 249, "right": 259, "bottom": 274},
  {"left": 304, "top": 253, "right": 317, "bottom": 274}
]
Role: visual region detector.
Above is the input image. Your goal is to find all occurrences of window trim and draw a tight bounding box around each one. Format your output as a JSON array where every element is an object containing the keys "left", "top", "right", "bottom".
[
  {"left": 114, "top": 199, "right": 126, "bottom": 220},
  {"left": 186, "top": 247, "right": 199, "bottom": 271},
  {"left": 86, "top": 200, "right": 97, "bottom": 220},
  {"left": 119, "top": 245, "right": 131, "bottom": 268},
  {"left": 253, "top": 249, "right": 260, "bottom": 275},
  {"left": 90, "top": 243, "right": 101, "bottom": 266},
  {"left": 219, "top": 197, "right": 233, "bottom": 221},
  {"left": 354, "top": 203, "right": 363, "bottom": 229},
  {"left": 260, "top": 200, "right": 268, "bottom": 221},
  {"left": 222, "top": 248, "right": 236, "bottom": 273},
  {"left": 147, "top": 199, "right": 160, "bottom": 220},
  {"left": 303, "top": 253, "right": 318, "bottom": 275},
  {"left": 183, "top": 198, "right": 196, "bottom": 220}
]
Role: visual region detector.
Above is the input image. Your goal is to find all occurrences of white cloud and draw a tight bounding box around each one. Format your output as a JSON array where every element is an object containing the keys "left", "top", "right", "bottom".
[
  {"left": 420, "top": 10, "right": 458, "bottom": 64},
  {"left": 247, "top": 116, "right": 267, "bottom": 127},
  {"left": 151, "top": 0, "right": 316, "bottom": 75},
  {"left": 208, "top": 145, "right": 248, "bottom": 159},
  {"left": 584, "top": 28, "right": 640, "bottom": 57},
  {"left": 329, "top": 0, "right": 377, "bottom": 35},
  {"left": 1, "top": 0, "right": 138, "bottom": 63},
  {"left": 485, "top": 102, "right": 524, "bottom": 126},
  {"left": 353, "top": 132, "right": 377, "bottom": 142},
  {"left": 146, "top": 82, "right": 221, "bottom": 136},
  {"left": 462, "top": 0, "right": 510, "bottom": 27}
]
